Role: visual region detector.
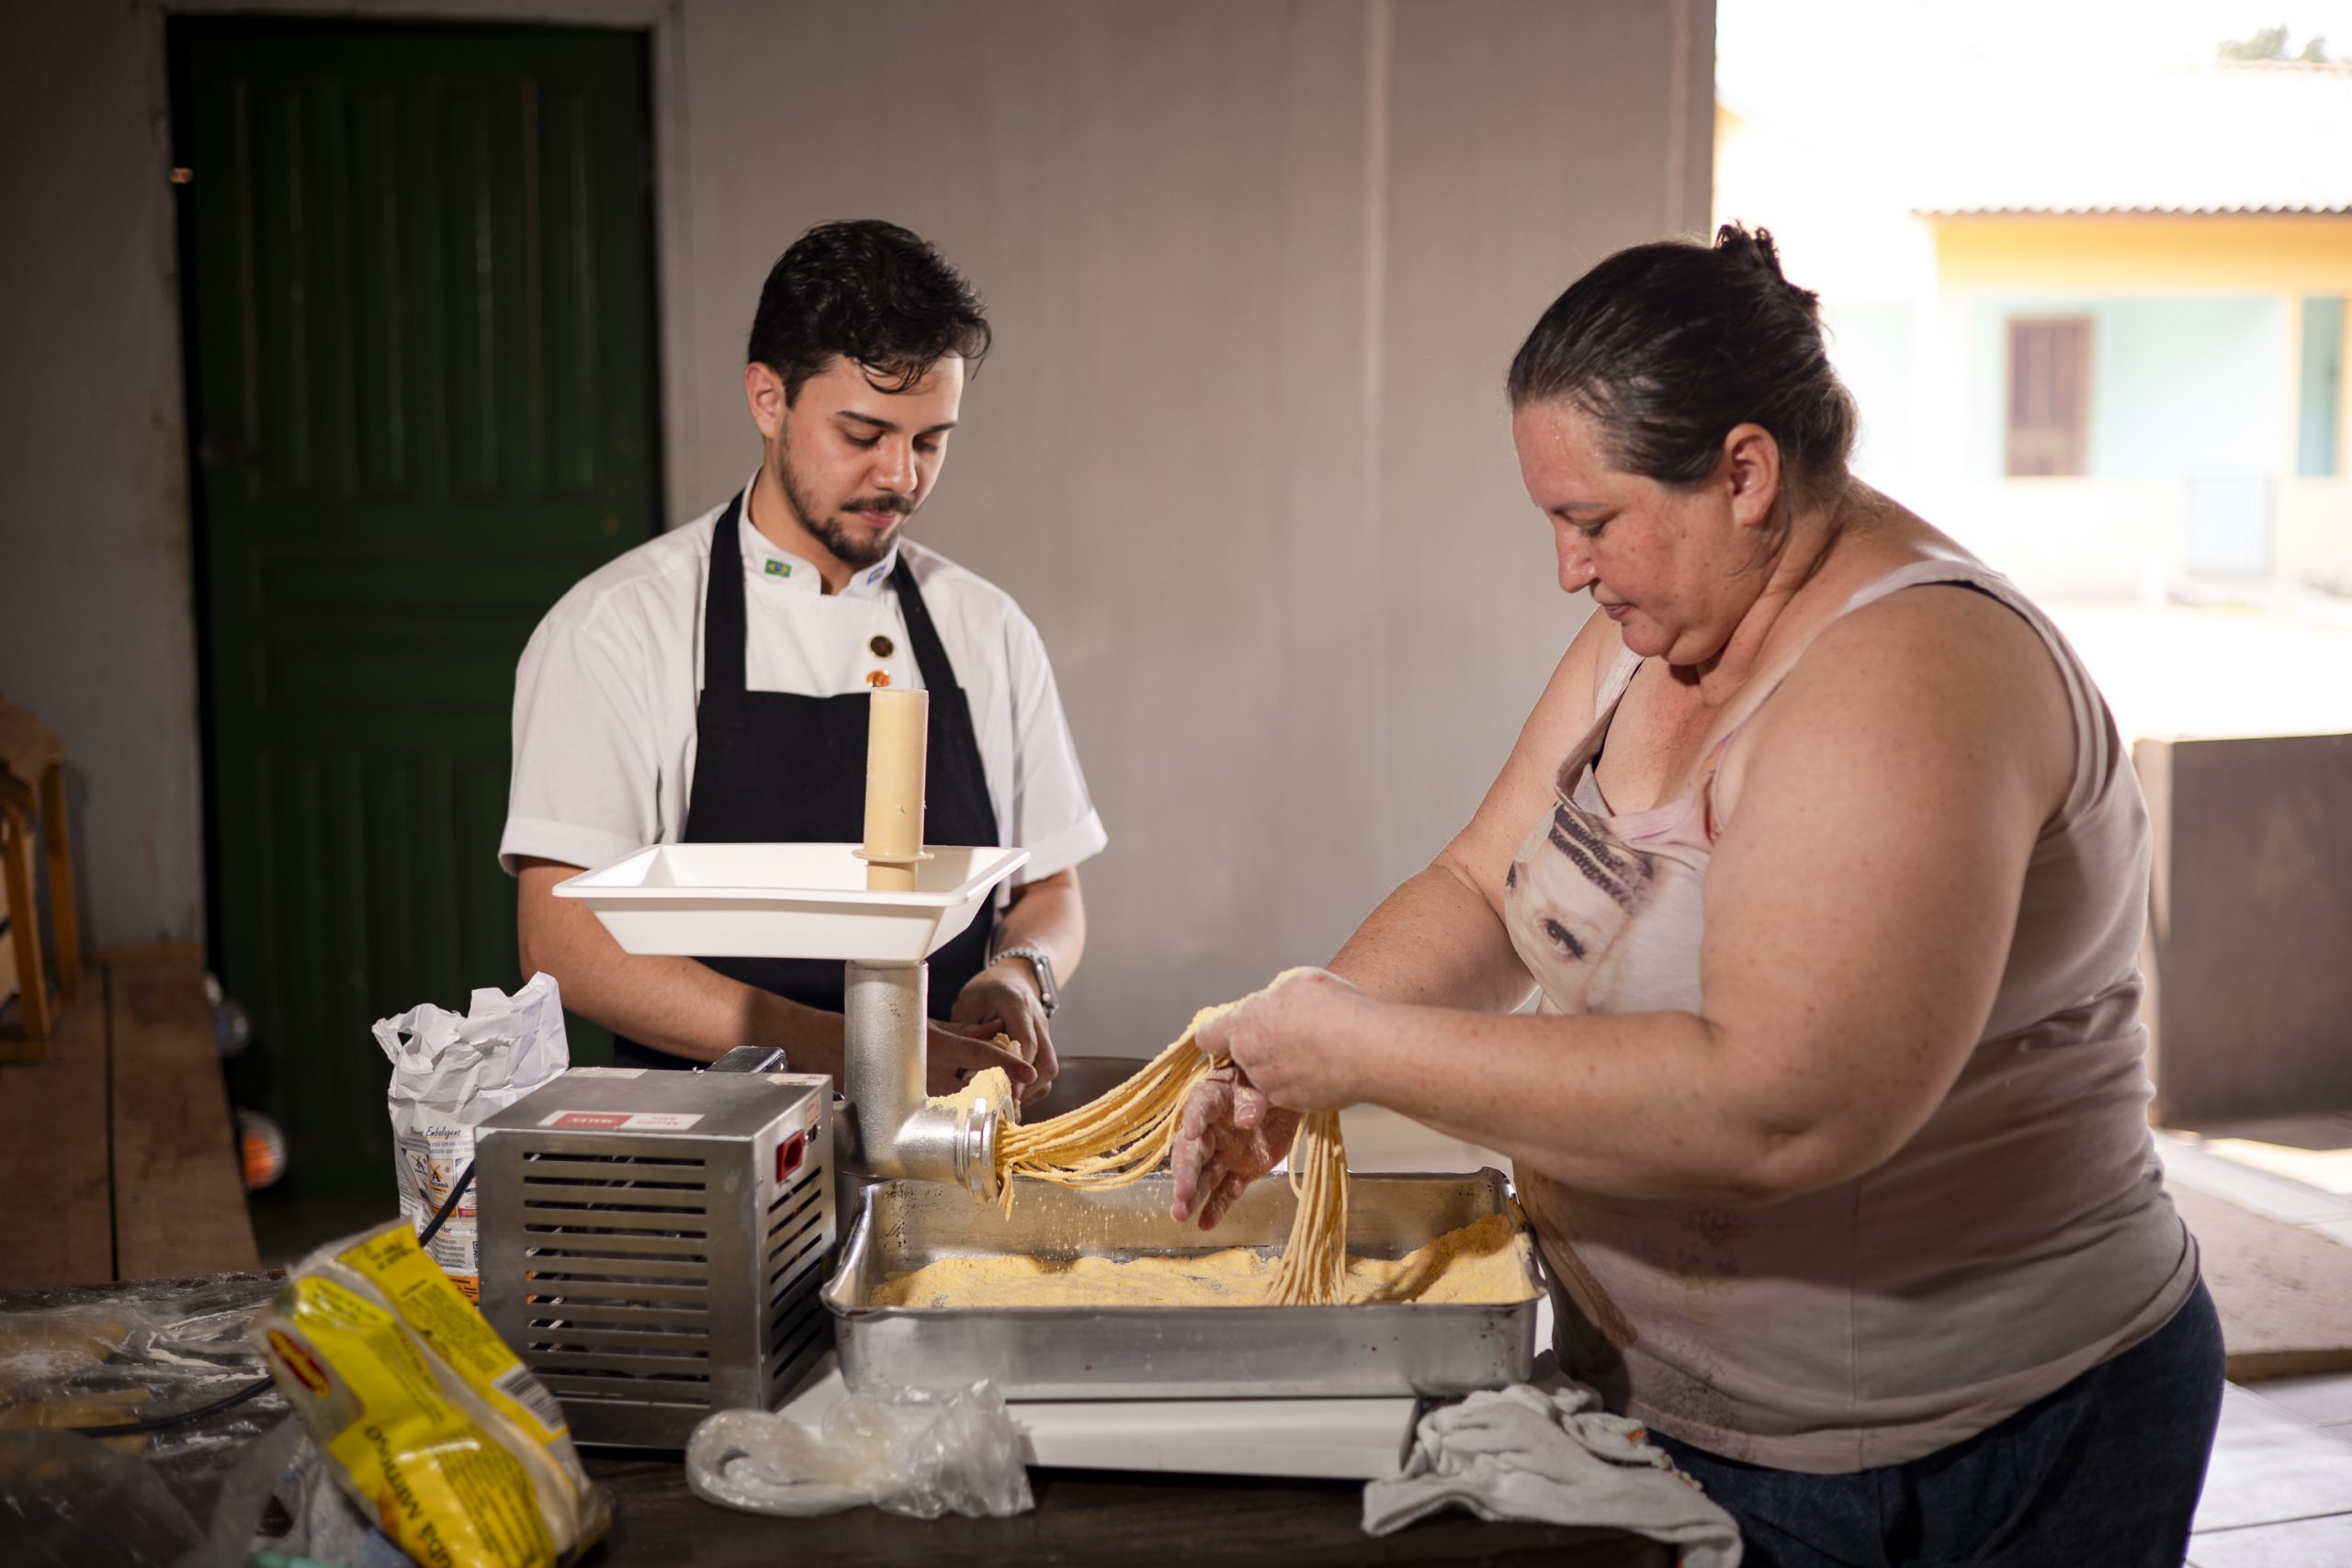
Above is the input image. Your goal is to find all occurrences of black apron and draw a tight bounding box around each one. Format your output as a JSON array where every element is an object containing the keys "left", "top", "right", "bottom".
[{"left": 611, "top": 492, "right": 1002, "bottom": 1069}]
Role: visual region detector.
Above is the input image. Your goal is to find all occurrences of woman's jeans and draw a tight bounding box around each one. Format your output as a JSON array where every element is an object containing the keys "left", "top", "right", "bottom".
[{"left": 1652, "top": 1279, "right": 2226, "bottom": 1568}]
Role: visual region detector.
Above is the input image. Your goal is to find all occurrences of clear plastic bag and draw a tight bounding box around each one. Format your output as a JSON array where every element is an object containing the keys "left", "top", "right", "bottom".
[
  {"left": 0, "top": 1274, "right": 423, "bottom": 1568},
  {"left": 685, "top": 1381, "right": 1035, "bottom": 1520},
  {"left": 0, "top": 1427, "right": 205, "bottom": 1568},
  {"left": 0, "top": 1275, "right": 288, "bottom": 1558},
  {"left": 204, "top": 1417, "right": 416, "bottom": 1568}
]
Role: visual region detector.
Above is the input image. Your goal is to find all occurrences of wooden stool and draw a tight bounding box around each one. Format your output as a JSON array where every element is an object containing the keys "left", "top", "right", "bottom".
[{"left": 0, "top": 697, "right": 82, "bottom": 1062}]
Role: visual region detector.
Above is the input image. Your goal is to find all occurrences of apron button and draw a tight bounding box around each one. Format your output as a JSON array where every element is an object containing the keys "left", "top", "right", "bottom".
[
  {"left": 866, "top": 670, "right": 891, "bottom": 688},
  {"left": 869, "top": 635, "right": 895, "bottom": 658}
]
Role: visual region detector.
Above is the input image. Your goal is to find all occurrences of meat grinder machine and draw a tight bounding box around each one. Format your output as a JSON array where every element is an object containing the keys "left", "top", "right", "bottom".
[{"left": 471, "top": 688, "right": 1026, "bottom": 1446}]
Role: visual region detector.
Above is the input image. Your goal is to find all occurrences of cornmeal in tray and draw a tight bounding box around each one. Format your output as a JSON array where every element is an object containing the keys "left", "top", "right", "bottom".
[{"left": 869, "top": 1212, "right": 1538, "bottom": 1310}]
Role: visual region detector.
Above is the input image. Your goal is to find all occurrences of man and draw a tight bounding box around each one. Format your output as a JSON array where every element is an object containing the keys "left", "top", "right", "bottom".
[{"left": 502, "top": 220, "right": 1102, "bottom": 1098}]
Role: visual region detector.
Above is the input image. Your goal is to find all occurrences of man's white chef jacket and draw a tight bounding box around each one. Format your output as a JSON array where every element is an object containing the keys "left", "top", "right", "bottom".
[{"left": 500, "top": 477, "right": 1108, "bottom": 886}]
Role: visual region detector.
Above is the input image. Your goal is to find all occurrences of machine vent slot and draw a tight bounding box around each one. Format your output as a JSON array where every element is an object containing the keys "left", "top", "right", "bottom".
[
  {"left": 527, "top": 1311, "right": 710, "bottom": 1335},
  {"left": 519, "top": 1155, "right": 711, "bottom": 1235},
  {"left": 522, "top": 1259, "right": 709, "bottom": 1292},
  {"left": 512, "top": 1305, "right": 708, "bottom": 1383},
  {"left": 761, "top": 1260, "right": 831, "bottom": 1402},
  {"left": 524, "top": 1243, "right": 711, "bottom": 1265},
  {"left": 764, "top": 1262, "right": 827, "bottom": 1337},
  {"left": 521, "top": 1346, "right": 714, "bottom": 1408},
  {"left": 522, "top": 1217, "right": 709, "bottom": 1238},
  {"left": 763, "top": 1162, "right": 829, "bottom": 1287},
  {"left": 765, "top": 1169, "right": 822, "bottom": 1216},
  {"left": 528, "top": 1340, "right": 713, "bottom": 1363},
  {"left": 518, "top": 1255, "right": 709, "bottom": 1285},
  {"left": 763, "top": 1183, "right": 823, "bottom": 1250},
  {"left": 537, "top": 1372, "right": 714, "bottom": 1410},
  {"left": 525, "top": 1175, "right": 706, "bottom": 1192},
  {"left": 754, "top": 1149, "right": 832, "bottom": 1402},
  {"left": 499, "top": 1146, "right": 725, "bottom": 1418},
  {"left": 766, "top": 1228, "right": 826, "bottom": 1292},
  {"left": 766, "top": 1315, "right": 830, "bottom": 1401},
  {"left": 524, "top": 1151, "right": 707, "bottom": 1169},
  {"left": 529, "top": 1288, "right": 710, "bottom": 1316}
]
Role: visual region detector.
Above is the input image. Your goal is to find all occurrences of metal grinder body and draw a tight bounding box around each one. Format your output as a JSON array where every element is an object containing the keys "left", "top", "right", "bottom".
[{"left": 474, "top": 1060, "right": 836, "bottom": 1449}]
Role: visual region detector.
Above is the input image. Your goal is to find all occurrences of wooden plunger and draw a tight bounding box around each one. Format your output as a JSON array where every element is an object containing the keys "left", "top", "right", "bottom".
[{"left": 859, "top": 687, "right": 931, "bottom": 891}]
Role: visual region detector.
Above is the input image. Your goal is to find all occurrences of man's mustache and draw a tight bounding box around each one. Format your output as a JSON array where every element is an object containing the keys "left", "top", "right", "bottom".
[{"left": 842, "top": 495, "right": 911, "bottom": 516}]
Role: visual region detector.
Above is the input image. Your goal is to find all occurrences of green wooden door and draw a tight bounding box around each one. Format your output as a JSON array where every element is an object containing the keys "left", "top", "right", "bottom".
[{"left": 175, "top": 22, "right": 658, "bottom": 1198}]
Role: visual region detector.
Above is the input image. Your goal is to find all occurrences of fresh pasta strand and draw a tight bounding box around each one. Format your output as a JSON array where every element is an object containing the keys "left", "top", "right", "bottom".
[
  {"left": 990, "top": 1013, "right": 1223, "bottom": 1216},
  {"left": 988, "top": 973, "right": 1351, "bottom": 1305},
  {"left": 1264, "top": 1111, "right": 1348, "bottom": 1305}
]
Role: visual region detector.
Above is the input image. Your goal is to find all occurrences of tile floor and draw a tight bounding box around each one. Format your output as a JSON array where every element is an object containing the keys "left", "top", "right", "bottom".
[
  {"left": 2159, "top": 1130, "right": 2352, "bottom": 1247},
  {"left": 1338, "top": 1107, "right": 2352, "bottom": 1565},
  {"left": 2163, "top": 1126, "right": 2352, "bottom": 1564},
  {"left": 2189, "top": 1381, "right": 2352, "bottom": 1565}
]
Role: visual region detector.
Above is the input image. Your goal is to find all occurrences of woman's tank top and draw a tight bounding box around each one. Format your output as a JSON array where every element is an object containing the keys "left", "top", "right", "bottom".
[{"left": 1503, "top": 557, "right": 2198, "bottom": 1473}]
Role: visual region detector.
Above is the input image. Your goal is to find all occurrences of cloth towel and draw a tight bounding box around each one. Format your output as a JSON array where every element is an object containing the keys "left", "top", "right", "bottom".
[{"left": 1363, "top": 1380, "right": 1741, "bottom": 1567}]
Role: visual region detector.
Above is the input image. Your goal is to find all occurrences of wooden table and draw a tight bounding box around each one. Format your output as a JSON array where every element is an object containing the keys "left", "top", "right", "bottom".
[
  {"left": 586, "top": 1450, "right": 1672, "bottom": 1566},
  {"left": 0, "top": 946, "right": 258, "bottom": 1290},
  {"left": 1, "top": 1264, "right": 1670, "bottom": 1567}
]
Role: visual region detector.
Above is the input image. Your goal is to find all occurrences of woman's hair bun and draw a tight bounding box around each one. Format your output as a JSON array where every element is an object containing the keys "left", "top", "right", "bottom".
[
  {"left": 1507, "top": 221, "right": 1854, "bottom": 495},
  {"left": 1713, "top": 221, "right": 1781, "bottom": 272},
  {"left": 1714, "top": 223, "right": 1816, "bottom": 310}
]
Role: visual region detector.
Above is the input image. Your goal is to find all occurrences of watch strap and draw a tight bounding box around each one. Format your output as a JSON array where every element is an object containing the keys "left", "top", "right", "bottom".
[{"left": 991, "top": 943, "right": 1058, "bottom": 1016}]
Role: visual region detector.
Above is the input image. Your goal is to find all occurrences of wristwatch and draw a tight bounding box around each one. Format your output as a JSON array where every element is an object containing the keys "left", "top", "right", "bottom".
[{"left": 988, "top": 941, "right": 1060, "bottom": 1016}]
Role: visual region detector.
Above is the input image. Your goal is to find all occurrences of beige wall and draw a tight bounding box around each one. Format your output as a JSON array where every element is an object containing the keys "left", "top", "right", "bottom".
[
  {"left": 0, "top": 1, "right": 205, "bottom": 947},
  {"left": 0, "top": 0, "right": 1713, "bottom": 1054},
  {"left": 673, "top": 0, "right": 1713, "bottom": 1052}
]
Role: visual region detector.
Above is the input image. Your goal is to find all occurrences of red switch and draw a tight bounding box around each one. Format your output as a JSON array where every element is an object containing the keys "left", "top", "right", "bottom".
[{"left": 777, "top": 1132, "right": 806, "bottom": 1183}]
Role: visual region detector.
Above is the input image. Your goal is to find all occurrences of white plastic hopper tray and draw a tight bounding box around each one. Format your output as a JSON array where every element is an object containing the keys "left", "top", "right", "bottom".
[{"left": 552, "top": 842, "right": 1031, "bottom": 963}]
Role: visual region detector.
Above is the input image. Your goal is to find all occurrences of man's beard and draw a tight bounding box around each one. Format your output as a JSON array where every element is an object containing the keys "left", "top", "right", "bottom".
[{"left": 776, "top": 448, "right": 910, "bottom": 571}]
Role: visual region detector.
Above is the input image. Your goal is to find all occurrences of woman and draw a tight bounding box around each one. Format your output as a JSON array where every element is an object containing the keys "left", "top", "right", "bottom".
[{"left": 1170, "top": 227, "right": 2221, "bottom": 1566}]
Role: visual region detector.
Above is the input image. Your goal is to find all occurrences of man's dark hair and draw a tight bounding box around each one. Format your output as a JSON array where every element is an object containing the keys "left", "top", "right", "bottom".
[
  {"left": 1507, "top": 224, "right": 1856, "bottom": 499},
  {"left": 747, "top": 220, "right": 992, "bottom": 403}
]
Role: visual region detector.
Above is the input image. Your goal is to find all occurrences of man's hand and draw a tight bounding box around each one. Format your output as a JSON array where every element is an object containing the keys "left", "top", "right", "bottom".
[
  {"left": 1169, "top": 1065, "right": 1300, "bottom": 1231},
  {"left": 952, "top": 962, "right": 1059, "bottom": 1102},
  {"left": 925, "top": 1019, "right": 1039, "bottom": 1099}
]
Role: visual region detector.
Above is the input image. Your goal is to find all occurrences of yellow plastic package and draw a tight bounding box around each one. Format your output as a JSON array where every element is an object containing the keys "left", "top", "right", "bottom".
[{"left": 252, "top": 1220, "right": 610, "bottom": 1568}]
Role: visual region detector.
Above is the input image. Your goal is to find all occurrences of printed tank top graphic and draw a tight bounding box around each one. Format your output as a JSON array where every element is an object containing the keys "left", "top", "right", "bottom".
[{"left": 1501, "top": 683, "right": 1711, "bottom": 1021}]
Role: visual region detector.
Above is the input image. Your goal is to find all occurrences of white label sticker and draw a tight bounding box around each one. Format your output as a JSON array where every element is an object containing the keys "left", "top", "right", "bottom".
[
  {"left": 537, "top": 1110, "right": 704, "bottom": 1132},
  {"left": 565, "top": 1066, "right": 648, "bottom": 1079}
]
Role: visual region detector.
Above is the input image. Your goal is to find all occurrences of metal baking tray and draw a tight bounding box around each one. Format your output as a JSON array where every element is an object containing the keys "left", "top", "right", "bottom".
[{"left": 822, "top": 1169, "right": 1540, "bottom": 1399}]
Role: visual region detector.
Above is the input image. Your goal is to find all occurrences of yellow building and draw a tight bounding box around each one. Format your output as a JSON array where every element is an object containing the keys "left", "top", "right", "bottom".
[{"left": 1722, "top": 61, "right": 2352, "bottom": 601}]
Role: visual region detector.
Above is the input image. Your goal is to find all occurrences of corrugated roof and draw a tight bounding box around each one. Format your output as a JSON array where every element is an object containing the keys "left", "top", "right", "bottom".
[{"left": 1910, "top": 61, "right": 2352, "bottom": 219}]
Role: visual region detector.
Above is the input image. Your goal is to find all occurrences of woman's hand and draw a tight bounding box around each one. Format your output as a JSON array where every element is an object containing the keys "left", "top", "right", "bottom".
[
  {"left": 1194, "top": 966, "right": 1372, "bottom": 1115},
  {"left": 1169, "top": 1065, "right": 1297, "bottom": 1230},
  {"left": 1170, "top": 968, "right": 1374, "bottom": 1230}
]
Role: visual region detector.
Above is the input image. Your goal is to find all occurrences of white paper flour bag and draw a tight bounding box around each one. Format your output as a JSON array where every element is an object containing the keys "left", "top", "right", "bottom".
[{"left": 375, "top": 972, "right": 570, "bottom": 1297}]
